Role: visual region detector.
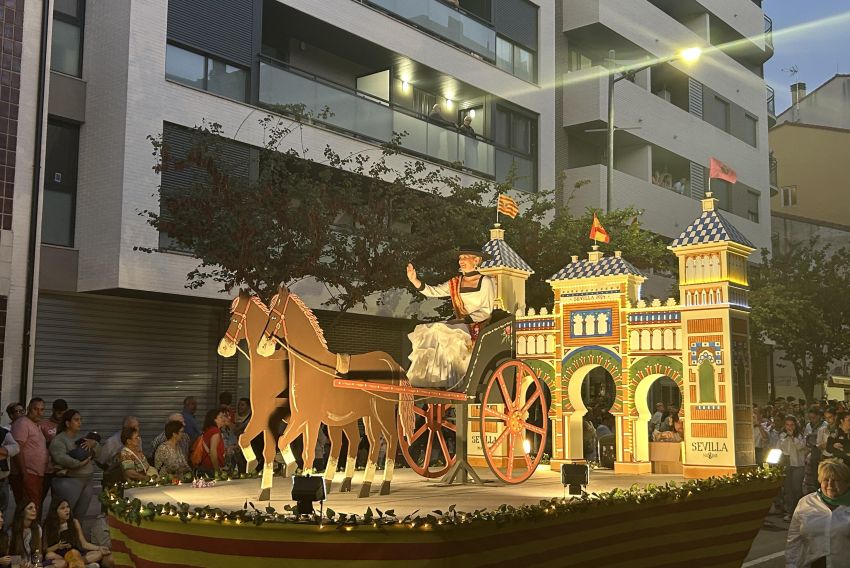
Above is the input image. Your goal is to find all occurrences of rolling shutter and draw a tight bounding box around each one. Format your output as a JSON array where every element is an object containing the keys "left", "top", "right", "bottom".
[
  {"left": 32, "top": 293, "right": 230, "bottom": 439},
  {"left": 166, "top": 0, "right": 256, "bottom": 67},
  {"left": 492, "top": 0, "right": 538, "bottom": 51}
]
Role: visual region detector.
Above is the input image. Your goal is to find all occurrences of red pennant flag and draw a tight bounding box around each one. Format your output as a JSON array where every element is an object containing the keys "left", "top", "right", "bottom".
[
  {"left": 589, "top": 214, "right": 610, "bottom": 244},
  {"left": 709, "top": 157, "right": 737, "bottom": 184},
  {"left": 497, "top": 193, "right": 519, "bottom": 219}
]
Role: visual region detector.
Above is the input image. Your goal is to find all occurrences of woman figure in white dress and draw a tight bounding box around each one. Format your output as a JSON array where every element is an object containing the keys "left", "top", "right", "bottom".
[{"left": 405, "top": 248, "right": 497, "bottom": 389}]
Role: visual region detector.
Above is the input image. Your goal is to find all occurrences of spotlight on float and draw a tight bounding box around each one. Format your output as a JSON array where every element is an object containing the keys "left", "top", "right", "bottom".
[
  {"left": 561, "top": 463, "right": 590, "bottom": 496},
  {"left": 765, "top": 448, "right": 784, "bottom": 467},
  {"left": 291, "top": 475, "right": 326, "bottom": 516},
  {"left": 523, "top": 439, "right": 532, "bottom": 454}
]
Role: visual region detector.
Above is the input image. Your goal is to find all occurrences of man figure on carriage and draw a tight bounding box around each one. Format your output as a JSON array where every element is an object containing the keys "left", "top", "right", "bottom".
[{"left": 405, "top": 247, "right": 497, "bottom": 390}]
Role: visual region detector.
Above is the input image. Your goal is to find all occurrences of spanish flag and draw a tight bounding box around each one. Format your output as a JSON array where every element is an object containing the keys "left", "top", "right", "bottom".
[
  {"left": 589, "top": 214, "right": 610, "bottom": 244},
  {"left": 497, "top": 193, "right": 519, "bottom": 219}
]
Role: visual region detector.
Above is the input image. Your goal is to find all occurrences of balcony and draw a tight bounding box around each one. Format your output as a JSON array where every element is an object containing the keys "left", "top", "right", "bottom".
[
  {"left": 763, "top": 14, "right": 774, "bottom": 56},
  {"left": 258, "top": 58, "right": 535, "bottom": 189},
  {"left": 769, "top": 151, "right": 778, "bottom": 196},
  {"left": 361, "top": 0, "right": 496, "bottom": 62},
  {"left": 766, "top": 85, "right": 776, "bottom": 128}
]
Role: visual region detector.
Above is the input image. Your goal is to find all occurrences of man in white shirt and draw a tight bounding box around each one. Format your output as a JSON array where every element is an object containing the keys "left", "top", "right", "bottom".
[{"left": 0, "top": 422, "right": 19, "bottom": 520}]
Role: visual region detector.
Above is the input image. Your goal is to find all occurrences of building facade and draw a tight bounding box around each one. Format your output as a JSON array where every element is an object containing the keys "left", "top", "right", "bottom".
[
  {"left": 9, "top": 0, "right": 555, "bottom": 434},
  {"left": 558, "top": 0, "right": 774, "bottom": 253}
]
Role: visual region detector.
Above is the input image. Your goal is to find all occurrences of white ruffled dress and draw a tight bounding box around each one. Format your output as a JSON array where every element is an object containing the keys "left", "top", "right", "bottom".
[{"left": 408, "top": 275, "right": 496, "bottom": 390}]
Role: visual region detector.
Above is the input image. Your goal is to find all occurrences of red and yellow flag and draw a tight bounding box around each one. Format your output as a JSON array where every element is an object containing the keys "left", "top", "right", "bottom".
[
  {"left": 709, "top": 157, "right": 737, "bottom": 184},
  {"left": 497, "top": 193, "right": 519, "bottom": 219},
  {"left": 590, "top": 214, "right": 610, "bottom": 244}
]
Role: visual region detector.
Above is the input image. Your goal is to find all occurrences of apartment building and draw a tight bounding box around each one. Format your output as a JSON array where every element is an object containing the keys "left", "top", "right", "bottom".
[
  {"left": 558, "top": 0, "right": 775, "bottom": 254},
  {"left": 9, "top": 0, "right": 555, "bottom": 431}
]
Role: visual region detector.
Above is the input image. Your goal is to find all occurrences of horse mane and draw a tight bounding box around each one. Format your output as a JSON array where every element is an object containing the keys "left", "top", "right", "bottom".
[
  {"left": 287, "top": 292, "right": 329, "bottom": 350},
  {"left": 250, "top": 295, "right": 270, "bottom": 314}
]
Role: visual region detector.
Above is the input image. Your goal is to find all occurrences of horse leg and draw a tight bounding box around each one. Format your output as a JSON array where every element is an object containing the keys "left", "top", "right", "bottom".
[
  {"left": 378, "top": 406, "right": 398, "bottom": 496},
  {"left": 338, "top": 421, "right": 360, "bottom": 493},
  {"left": 300, "top": 420, "right": 320, "bottom": 475},
  {"left": 239, "top": 411, "right": 265, "bottom": 474},
  {"left": 324, "top": 425, "right": 343, "bottom": 494},
  {"left": 257, "top": 427, "right": 277, "bottom": 501},
  {"left": 276, "top": 419, "right": 303, "bottom": 480},
  {"left": 358, "top": 417, "right": 380, "bottom": 498}
]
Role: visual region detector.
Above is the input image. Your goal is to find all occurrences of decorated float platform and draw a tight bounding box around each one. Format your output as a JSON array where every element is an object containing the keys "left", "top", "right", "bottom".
[{"left": 106, "top": 467, "right": 780, "bottom": 568}]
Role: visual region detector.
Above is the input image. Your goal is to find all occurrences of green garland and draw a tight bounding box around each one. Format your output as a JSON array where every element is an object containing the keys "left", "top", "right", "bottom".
[{"left": 101, "top": 467, "right": 782, "bottom": 531}]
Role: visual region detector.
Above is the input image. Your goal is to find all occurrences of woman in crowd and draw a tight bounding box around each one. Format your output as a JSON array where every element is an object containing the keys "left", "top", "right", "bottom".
[
  {"left": 405, "top": 249, "right": 496, "bottom": 389},
  {"left": 197, "top": 408, "right": 227, "bottom": 475},
  {"left": 0, "top": 510, "right": 12, "bottom": 565},
  {"left": 9, "top": 500, "right": 42, "bottom": 562},
  {"left": 781, "top": 415, "right": 809, "bottom": 522},
  {"left": 119, "top": 427, "right": 156, "bottom": 481},
  {"left": 786, "top": 459, "right": 850, "bottom": 567},
  {"left": 49, "top": 409, "right": 101, "bottom": 522},
  {"left": 826, "top": 412, "right": 850, "bottom": 469},
  {"left": 154, "top": 420, "right": 190, "bottom": 476},
  {"left": 43, "top": 499, "right": 113, "bottom": 568}
]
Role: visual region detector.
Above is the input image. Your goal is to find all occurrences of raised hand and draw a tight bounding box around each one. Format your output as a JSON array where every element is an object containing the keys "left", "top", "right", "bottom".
[{"left": 406, "top": 263, "right": 418, "bottom": 284}]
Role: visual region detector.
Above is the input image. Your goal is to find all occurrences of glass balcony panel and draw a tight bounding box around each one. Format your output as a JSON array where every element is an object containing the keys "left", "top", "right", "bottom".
[
  {"left": 459, "top": 135, "right": 494, "bottom": 175},
  {"left": 426, "top": 123, "right": 459, "bottom": 163},
  {"left": 393, "top": 112, "right": 429, "bottom": 155},
  {"left": 367, "top": 0, "right": 496, "bottom": 61},
  {"left": 496, "top": 150, "right": 534, "bottom": 192}
]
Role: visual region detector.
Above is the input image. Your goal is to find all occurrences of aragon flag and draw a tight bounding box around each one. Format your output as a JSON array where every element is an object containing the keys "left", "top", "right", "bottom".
[
  {"left": 589, "top": 213, "right": 610, "bottom": 244},
  {"left": 709, "top": 157, "right": 737, "bottom": 184},
  {"left": 497, "top": 193, "right": 519, "bottom": 219}
]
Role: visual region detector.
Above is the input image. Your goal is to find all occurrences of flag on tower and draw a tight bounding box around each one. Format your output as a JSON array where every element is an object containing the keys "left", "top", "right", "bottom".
[
  {"left": 589, "top": 213, "right": 610, "bottom": 244},
  {"left": 497, "top": 193, "right": 519, "bottom": 219},
  {"left": 709, "top": 157, "right": 737, "bottom": 184}
]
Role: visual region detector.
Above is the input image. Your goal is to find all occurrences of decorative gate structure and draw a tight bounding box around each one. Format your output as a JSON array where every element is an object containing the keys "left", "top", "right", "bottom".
[{"left": 483, "top": 194, "right": 756, "bottom": 478}]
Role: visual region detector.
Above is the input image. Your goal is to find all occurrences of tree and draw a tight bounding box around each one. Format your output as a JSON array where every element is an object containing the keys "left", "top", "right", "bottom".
[
  {"left": 141, "top": 111, "right": 669, "bottom": 317},
  {"left": 749, "top": 238, "right": 850, "bottom": 402}
]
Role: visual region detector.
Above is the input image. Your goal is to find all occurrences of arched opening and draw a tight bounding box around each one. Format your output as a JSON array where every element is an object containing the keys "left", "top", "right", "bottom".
[
  {"left": 525, "top": 380, "right": 553, "bottom": 460},
  {"left": 567, "top": 366, "right": 616, "bottom": 468},
  {"left": 634, "top": 374, "right": 683, "bottom": 463}
]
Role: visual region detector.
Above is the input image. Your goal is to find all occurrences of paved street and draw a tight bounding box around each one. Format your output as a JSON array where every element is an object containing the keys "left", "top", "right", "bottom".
[{"left": 742, "top": 509, "right": 789, "bottom": 568}]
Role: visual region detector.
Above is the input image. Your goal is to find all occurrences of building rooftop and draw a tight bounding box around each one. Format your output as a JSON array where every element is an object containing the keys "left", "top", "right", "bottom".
[
  {"left": 671, "top": 206, "right": 755, "bottom": 249},
  {"left": 548, "top": 252, "right": 643, "bottom": 282},
  {"left": 480, "top": 225, "right": 534, "bottom": 274}
]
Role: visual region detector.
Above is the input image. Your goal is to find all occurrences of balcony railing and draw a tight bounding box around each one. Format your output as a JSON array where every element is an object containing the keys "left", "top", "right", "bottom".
[
  {"left": 769, "top": 152, "right": 778, "bottom": 188},
  {"left": 764, "top": 15, "right": 774, "bottom": 51},
  {"left": 766, "top": 85, "right": 775, "bottom": 117},
  {"left": 258, "top": 58, "right": 535, "bottom": 187},
  {"left": 362, "top": 0, "right": 496, "bottom": 61}
]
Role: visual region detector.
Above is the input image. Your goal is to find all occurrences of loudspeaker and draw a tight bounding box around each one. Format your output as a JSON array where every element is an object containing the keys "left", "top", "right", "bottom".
[
  {"left": 291, "top": 475, "right": 326, "bottom": 515},
  {"left": 561, "top": 463, "right": 590, "bottom": 495}
]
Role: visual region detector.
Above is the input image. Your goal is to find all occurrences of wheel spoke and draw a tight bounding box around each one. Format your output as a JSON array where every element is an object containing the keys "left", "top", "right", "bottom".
[
  {"left": 519, "top": 389, "right": 541, "bottom": 414},
  {"left": 441, "top": 420, "right": 457, "bottom": 432},
  {"left": 496, "top": 374, "right": 513, "bottom": 411},
  {"left": 523, "top": 423, "right": 545, "bottom": 435},
  {"left": 410, "top": 423, "right": 429, "bottom": 443},
  {"left": 437, "top": 430, "right": 451, "bottom": 463},
  {"left": 423, "top": 431, "right": 433, "bottom": 468},
  {"left": 506, "top": 433, "right": 515, "bottom": 478},
  {"left": 484, "top": 407, "right": 510, "bottom": 421},
  {"left": 413, "top": 405, "right": 429, "bottom": 417},
  {"left": 488, "top": 426, "right": 510, "bottom": 454},
  {"left": 513, "top": 367, "right": 524, "bottom": 409},
  {"left": 523, "top": 449, "right": 533, "bottom": 470}
]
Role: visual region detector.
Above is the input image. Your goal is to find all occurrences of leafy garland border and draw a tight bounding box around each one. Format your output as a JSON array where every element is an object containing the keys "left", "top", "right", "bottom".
[{"left": 102, "top": 467, "right": 782, "bottom": 530}]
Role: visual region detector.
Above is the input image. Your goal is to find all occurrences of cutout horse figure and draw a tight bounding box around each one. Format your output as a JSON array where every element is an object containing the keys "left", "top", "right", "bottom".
[
  {"left": 217, "top": 292, "right": 362, "bottom": 499},
  {"left": 257, "top": 285, "right": 414, "bottom": 497}
]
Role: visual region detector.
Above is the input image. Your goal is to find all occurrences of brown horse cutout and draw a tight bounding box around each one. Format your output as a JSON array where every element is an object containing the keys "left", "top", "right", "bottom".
[
  {"left": 256, "top": 285, "right": 414, "bottom": 497},
  {"left": 217, "top": 292, "right": 362, "bottom": 499}
]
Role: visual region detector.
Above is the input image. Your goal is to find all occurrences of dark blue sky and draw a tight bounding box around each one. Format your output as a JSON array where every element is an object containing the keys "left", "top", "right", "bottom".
[{"left": 764, "top": 1, "right": 850, "bottom": 114}]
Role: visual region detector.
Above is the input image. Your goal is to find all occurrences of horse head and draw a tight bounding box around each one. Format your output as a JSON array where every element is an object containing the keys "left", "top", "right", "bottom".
[
  {"left": 256, "top": 285, "right": 291, "bottom": 358},
  {"left": 217, "top": 290, "right": 253, "bottom": 358}
]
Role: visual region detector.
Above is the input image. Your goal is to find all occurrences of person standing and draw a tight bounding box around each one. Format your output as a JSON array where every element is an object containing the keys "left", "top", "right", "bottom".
[
  {"left": 48, "top": 409, "right": 101, "bottom": 522},
  {"left": 10, "top": 398, "right": 48, "bottom": 512},
  {"left": 181, "top": 397, "right": 201, "bottom": 444},
  {"left": 0, "top": 419, "right": 19, "bottom": 522},
  {"left": 786, "top": 459, "right": 850, "bottom": 567},
  {"left": 781, "top": 416, "right": 809, "bottom": 522},
  {"left": 39, "top": 398, "right": 67, "bottom": 508},
  {"left": 826, "top": 412, "right": 850, "bottom": 469}
]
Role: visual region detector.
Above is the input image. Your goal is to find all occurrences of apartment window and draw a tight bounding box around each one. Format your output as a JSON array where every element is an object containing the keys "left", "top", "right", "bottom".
[
  {"left": 781, "top": 185, "right": 798, "bottom": 207},
  {"left": 743, "top": 114, "right": 758, "bottom": 147},
  {"left": 42, "top": 120, "right": 80, "bottom": 247},
  {"left": 747, "top": 190, "right": 759, "bottom": 223},
  {"left": 714, "top": 97, "right": 730, "bottom": 133},
  {"left": 495, "top": 107, "right": 533, "bottom": 156},
  {"left": 51, "top": 0, "right": 85, "bottom": 77},
  {"left": 495, "top": 36, "right": 536, "bottom": 82},
  {"left": 165, "top": 43, "right": 248, "bottom": 102}
]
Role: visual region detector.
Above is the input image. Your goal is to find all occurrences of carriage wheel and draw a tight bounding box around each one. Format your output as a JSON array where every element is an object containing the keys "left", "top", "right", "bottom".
[
  {"left": 398, "top": 402, "right": 457, "bottom": 478},
  {"left": 480, "top": 360, "right": 548, "bottom": 484}
]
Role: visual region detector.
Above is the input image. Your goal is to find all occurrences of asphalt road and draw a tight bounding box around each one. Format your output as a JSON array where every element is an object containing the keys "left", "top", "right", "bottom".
[{"left": 742, "top": 509, "right": 789, "bottom": 568}]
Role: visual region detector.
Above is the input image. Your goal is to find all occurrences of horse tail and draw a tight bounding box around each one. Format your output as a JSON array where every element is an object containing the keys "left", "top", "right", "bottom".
[{"left": 397, "top": 370, "right": 415, "bottom": 443}]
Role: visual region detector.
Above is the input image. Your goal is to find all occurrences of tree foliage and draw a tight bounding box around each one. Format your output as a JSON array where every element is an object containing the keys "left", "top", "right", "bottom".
[
  {"left": 750, "top": 238, "right": 850, "bottom": 402},
  {"left": 141, "top": 112, "right": 669, "bottom": 316}
]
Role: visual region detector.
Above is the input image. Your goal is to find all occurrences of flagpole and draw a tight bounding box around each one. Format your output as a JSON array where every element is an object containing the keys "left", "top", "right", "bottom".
[{"left": 496, "top": 193, "right": 500, "bottom": 224}]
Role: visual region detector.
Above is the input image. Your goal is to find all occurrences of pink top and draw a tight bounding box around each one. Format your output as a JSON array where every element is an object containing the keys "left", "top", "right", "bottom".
[{"left": 11, "top": 418, "right": 48, "bottom": 476}]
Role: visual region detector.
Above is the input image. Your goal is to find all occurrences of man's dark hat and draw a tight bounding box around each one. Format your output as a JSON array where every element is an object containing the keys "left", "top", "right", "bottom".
[{"left": 455, "top": 246, "right": 491, "bottom": 260}]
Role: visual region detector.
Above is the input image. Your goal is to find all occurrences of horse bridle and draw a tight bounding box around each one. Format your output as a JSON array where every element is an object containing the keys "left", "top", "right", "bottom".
[
  {"left": 262, "top": 292, "right": 338, "bottom": 375},
  {"left": 224, "top": 297, "right": 251, "bottom": 345}
]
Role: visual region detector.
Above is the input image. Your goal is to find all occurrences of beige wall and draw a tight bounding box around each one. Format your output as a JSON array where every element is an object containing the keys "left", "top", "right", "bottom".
[{"left": 769, "top": 123, "right": 850, "bottom": 227}]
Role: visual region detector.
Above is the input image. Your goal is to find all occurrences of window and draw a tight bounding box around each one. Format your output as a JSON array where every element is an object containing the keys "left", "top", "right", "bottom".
[
  {"left": 42, "top": 121, "right": 80, "bottom": 247},
  {"left": 781, "top": 185, "right": 797, "bottom": 207},
  {"left": 51, "top": 0, "right": 85, "bottom": 77},
  {"left": 165, "top": 44, "right": 248, "bottom": 102},
  {"left": 567, "top": 45, "right": 593, "bottom": 71},
  {"left": 747, "top": 190, "right": 760, "bottom": 223},
  {"left": 495, "top": 36, "right": 536, "bottom": 82},
  {"left": 495, "top": 106, "right": 533, "bottom": 156},
  {"left": 714, "top": 97, "right": 730, "bottom": 133},
  {"left": 743, "top": 114, "right": 758, "bottom": 147}
]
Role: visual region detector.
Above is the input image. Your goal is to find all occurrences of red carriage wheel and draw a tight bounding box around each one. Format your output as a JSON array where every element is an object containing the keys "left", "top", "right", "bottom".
[
  {"left": 398, "top": 402, "right": 457, "bottom": 478},
  {"left": 479, "top": 360, "right": 548, "bottom": 484}
]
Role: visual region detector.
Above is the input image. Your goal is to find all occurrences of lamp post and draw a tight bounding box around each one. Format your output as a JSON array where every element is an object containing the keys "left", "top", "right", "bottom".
[{"left": 604, "top": 47, "right": 702, "bottom": 212}]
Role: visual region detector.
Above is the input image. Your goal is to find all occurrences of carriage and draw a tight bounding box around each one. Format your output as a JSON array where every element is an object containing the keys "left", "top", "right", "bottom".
[{"left": 331, "top": 311, "right": 549, "bottom": 485}]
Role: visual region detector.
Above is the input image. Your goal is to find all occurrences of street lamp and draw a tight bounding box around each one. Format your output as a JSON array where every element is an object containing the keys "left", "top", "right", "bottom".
[{"left": 604, "top": 47, "right": 702, "bottom": 212}]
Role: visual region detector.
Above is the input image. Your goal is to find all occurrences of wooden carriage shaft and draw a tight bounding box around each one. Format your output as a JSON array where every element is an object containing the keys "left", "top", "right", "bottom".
[{"left": 332, "top": 379, "right": 471, "bottom": 401}]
